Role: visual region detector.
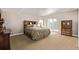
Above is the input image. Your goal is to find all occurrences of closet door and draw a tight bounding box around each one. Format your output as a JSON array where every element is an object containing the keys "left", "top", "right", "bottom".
[
  {"left": 66, "top": 20, "right": 72, "bottom": 36},
  {"left": 61, "top": 21, "right": 66, "bottom": 35},
  {"left": 66, "top": 20, "right": 72, "bottom": 29},
  {"left": 61, "top": 21, "right": 66, "bottom": 29}
]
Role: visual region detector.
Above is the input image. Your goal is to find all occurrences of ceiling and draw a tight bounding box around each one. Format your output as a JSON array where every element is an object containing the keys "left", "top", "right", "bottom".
[{"left": 1, "top": 8, "right": 77, "bottom": 16}]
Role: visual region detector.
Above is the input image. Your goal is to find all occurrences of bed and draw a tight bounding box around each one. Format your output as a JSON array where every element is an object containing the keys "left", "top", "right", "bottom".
[{"left": 24, "top": 21, "right": 50, "bottom": 40}]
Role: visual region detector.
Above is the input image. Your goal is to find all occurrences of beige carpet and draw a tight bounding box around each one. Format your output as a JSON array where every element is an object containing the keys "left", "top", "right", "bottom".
[{"left": 10, "top": 32, "right": 78, "bottom": 50}]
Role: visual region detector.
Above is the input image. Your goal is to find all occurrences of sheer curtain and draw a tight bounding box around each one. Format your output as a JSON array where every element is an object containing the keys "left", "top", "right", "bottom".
[{"left": 47, "top": 18, "right": 58, "bottom": 32}]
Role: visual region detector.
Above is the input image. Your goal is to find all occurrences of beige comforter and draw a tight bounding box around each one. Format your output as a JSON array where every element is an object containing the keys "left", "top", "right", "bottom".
[{"left": 24, "top": 27, "right": 50, "bottom": 40}]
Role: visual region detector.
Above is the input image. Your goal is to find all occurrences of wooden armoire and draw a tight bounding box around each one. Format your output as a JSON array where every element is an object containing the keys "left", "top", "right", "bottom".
[
  {"left": 61, "top": 20, "right": 72, "bottom": 36},
  {"left": 0, "top": 9, "right": 10, "bottom": 50}
]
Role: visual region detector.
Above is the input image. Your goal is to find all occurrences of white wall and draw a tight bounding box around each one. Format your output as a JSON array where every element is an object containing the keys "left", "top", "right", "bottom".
[
  {"left": 1, "top": 8, "right": 44, "bottom": 35},
  {"left": 1, "top": 8, "right": 78, "bottom": 37},
  {"left": 1, "top": 9, "right": 23, "bottom": 35},
  {"left": 49, "top": 10, "right": 78, "bottom": 36}
]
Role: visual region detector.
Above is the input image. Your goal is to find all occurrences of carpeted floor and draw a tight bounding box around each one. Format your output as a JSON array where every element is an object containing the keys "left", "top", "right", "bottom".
[{"left": 10, "top": 32, "right": 78, "bottom": 50}]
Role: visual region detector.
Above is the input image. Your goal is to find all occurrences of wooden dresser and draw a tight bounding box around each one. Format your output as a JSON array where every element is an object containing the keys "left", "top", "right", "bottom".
[
  {"left": 0, "top": 10, "right": 10, "bottom": 50},
  {"left": 61, "top": 20, "right": 72, "bottom": 36},
  {"left": 0, "top": 30, "right": 10, "bottom": 50}
]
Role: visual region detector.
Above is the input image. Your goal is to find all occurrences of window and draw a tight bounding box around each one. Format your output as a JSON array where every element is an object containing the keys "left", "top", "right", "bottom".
[{"left": 47, "top": 18, "right": 58, "bottom": 32}]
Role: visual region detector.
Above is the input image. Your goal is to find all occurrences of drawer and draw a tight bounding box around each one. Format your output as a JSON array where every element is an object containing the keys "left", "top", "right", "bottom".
[
  {"left": 0, "top": 35, "right": 4, "bottom": 49},
  {"left": 61, "top": 29, "right": 66, "bottom": 35},
  {"left": 3, "top": 34, "right": 10, "bottom": 50},
  {"left": 66, "top": 29, "right": 72, "bottom": 36}
]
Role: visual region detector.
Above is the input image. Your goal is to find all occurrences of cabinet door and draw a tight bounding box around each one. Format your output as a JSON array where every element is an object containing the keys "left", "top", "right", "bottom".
[
  {"left": 3, "top": 34, "right": 10, "bottom": 50},
  {"left": 0, "top": 35, "right": 3, "bottom": 49},
  {"left": 61, "top": 21, "right": 66, "bottom": 29},
  {"left": 66, "top": 20, "right": 72, "bottom": 29}
]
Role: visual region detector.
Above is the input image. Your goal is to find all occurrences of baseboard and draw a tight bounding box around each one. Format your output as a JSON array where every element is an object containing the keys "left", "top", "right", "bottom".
[
  {"left": 10, "top": 33, "right": 24, "bottom": 36},
  {"left": 72, "top": 34, "right": 78, "bottom": 37}
]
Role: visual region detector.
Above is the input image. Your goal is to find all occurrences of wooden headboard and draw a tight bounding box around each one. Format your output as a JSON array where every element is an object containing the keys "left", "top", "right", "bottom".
[{"left": 24, "top": 21, "right": 37, "bottom": 28}]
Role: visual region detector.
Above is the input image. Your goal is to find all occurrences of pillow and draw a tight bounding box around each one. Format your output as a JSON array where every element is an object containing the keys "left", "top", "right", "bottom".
[
  {"left": 33, "top": 24, "right": 37, "bottom": 27},
  {"left": 27, "top": 25, "right": 33, "bottom": 27}
]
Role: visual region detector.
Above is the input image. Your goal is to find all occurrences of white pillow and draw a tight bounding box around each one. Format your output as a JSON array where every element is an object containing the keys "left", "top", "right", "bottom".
[{"left": 33, "top": 24, "right": 37, "bottom": 27}]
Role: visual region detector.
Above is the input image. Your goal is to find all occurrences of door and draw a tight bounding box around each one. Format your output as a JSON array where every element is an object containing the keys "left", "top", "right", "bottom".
[
  {"left": 61, "top": 21, "right": 66, "bottom": 29},
  {"left": 66, "top": 20, "right": 72, "bottom": 29}
]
